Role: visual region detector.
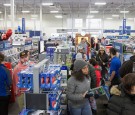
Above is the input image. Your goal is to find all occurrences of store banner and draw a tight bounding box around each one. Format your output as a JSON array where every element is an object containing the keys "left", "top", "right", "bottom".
[
  {"left": 114, "top": 42, "right": 123, "bottom": 53},
  {"left": 123, "top": 19, "right": 126, "bottom": 34},
  {"left": 22, "top": 18, "right": 25, "bottom": 34}
]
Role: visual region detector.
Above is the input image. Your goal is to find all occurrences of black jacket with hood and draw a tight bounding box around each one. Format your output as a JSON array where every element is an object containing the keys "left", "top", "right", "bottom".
[
  {"left": 107, "top": 84, "right": 135, "bottom": 115},
  {"left": 119, "top": 55, "right": 135, "bottom": 78}
]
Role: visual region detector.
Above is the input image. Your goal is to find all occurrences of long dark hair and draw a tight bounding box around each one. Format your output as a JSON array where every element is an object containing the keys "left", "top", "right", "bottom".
[
  {"left": 98, "top": 49, "right": 106, "bottom": 56},
  {"left": 72, "top": 69, "right": 89, "bottom": 82},
  {"left": 122, "top": 73, "right": 135, "bottom": 94},
  {"left": 89, "top": 58, "right": 98, "bottom": 66}
]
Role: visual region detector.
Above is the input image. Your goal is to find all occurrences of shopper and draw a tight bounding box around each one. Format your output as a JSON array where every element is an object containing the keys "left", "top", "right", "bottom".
[
  {"left": 75, "top": 51, "right": 96, "bottom": 88},
  {"left": 13, "top": 51, "right": 31, "bottom": 111},
  {"left": 109, "top": 48, "right": 121, "bottom": 88},
  {"left": 0, "top": 53, "right": 12, "bottom": 115},
  {"left": 96, "top": 47, "right": 109, "bottom": 79},
  {"left": 24, "top": 50, "right": 30, "bottom": 61},
  {"left": 86, "top": 41, "right": 91, "bottom": 60},
  {"left": 119, "top": 51, "right": 135, "bottom": 78},
  {"left": 79, "top": 38, "right": 87, "bottom": 54},
  {"left": 89, "top": 58, "right": 102, "bottom": 87},
  {"left": 107, "top": 73, "right": 135, "bottom": 115},
  {"left": 67, "top": 60, "right": 93, "bottom": 115}
]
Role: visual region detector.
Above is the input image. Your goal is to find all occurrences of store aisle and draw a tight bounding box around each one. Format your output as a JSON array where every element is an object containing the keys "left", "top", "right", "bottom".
[{"left": 9, "top": 100, "right": 20, "bottom": 115}]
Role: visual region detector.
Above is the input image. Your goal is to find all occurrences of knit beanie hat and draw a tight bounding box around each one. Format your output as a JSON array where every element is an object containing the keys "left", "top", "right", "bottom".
[
  {"left": 76, "top": 53, "right": 83, "bottom": 60},
  {"left": 74, "top": 60, "right": 88, "bottom": 72}
]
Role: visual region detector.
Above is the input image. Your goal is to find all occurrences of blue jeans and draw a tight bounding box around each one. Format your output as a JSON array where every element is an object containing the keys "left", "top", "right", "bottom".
[{"left": 69, "top": 102, "right": 93, "bottom": 115}]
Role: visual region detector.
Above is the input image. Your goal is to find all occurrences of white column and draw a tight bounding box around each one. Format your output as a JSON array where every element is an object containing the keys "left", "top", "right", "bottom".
[
  {"left": 10, "top": 0, "right": 15, "bottom": 35},
  {"left": 40, "top": 5, "right": 43, "bottom": 36},
  {"left": 4, "top": 7, "right": 7, "bottom": 30}
]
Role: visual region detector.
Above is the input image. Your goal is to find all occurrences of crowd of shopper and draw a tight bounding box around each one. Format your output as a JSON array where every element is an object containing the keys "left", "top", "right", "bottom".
[{"left": 67, "top": 37, "right": 135, "bottom": 115}]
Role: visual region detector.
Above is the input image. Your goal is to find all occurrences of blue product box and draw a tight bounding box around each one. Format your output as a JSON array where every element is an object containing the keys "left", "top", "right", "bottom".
[
  {"left": 49, "top": 70, "right": 57, "bottom": 89},
  {"left": 40, "top": 72, "right": 50, "bottom": 89},
  {"left": 27, "top": 73, "right": 33, "bottom": 89}
]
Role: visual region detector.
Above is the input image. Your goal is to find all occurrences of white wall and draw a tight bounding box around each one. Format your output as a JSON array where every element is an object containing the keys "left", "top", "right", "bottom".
[{"left": 0, "top": 14, "right": 135, "bottom": 37}]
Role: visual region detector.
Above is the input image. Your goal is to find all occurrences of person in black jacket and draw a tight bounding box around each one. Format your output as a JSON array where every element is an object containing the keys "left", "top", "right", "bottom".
[
  {"left": 96, "top": 47, "right": 109, "bottom": 79},
  {"left": 107, "top": 73, "right": 135, "bottom": 115},
  {"left": 119, "top": 55, "right": 135, "bottom": 78}
]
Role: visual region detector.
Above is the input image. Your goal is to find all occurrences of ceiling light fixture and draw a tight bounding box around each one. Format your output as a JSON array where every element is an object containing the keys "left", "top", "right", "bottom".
[
  {"left": 22, "top": 11, "right": 30, "bottom": 13},
  {"left": 106, "top": 18, "right": 113, "bottom": 19},
  {"left": 120, "top": 11, "right": 129, "bottom": 13},
  {"left": 128, "top": 18, "right": 134, "bottom": 20},
  {"left": 95, "top": 2, "right": 106, "bottom": 5},
  {"left": 42, "top": 3, "right": 53, "bottom": 6},
  {"left": 0, "top": 11, "right": 2, "bottom": 13},
  {"left": 112, "top": 15, "right": 119, "bottom": 17},
  {"left": 3, "top": 4, "right": 11, "bottom": 6},
  {"left": 55, "top": 15, "right": 63, "bottom": 18},
  {"left": 90, "top": 11, "right": 99, "bottom": 13},
  {"left": 50, "top": 11, "right": 59, "bottom": 13},
  {"left": 87, "top": 15, "right": 94, "bottom": 18},
  {"left": 31, "top": 14, "right": 38, "bottom": 17},
  {"left": 31, "top": 18, "right": 37, "bottom": 20}
]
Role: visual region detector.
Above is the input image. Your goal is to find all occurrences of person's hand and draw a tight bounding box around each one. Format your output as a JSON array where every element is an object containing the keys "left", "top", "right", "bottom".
[
  {"left": 90, "top": 96, "right": 94, "bottom": 102},
  {"left": 82, "top": 91, "right": 88, "bottom": 98},
  {"left": 105, "top": 81, "right": 111, "bottom": 86}
]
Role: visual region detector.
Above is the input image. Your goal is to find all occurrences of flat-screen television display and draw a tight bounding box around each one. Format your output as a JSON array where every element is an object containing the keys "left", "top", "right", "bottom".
[{"left": 39, "top": 41, "right": 44, "bottom": 53}]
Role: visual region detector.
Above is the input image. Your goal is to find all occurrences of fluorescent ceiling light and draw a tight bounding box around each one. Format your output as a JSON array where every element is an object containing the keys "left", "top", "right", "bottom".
[
  {"left": 120, "top": 11, "right": 129, "bottom": 13},
  {"left": 31, "top": 18, "right": 37, "bottom": 20},
  {"left": 95, "top": 2, "right": 106, "bottom": 5},
  {"left": 87, "top": 15, "right": 94, "bottom": 18},
  {"left": 22, "top": 11, "right": 30, "bottom": 13},
  {"left": 0, "top": 11, "right": 2, "bottom": 14},
  {"left": 42, "top": 3, "right": 53, "bottom": 6},
  {"left": 31, "top": 14, "right": 38, "bottom": 17},
  {"left": 128, "top": 18, "right": 134, "bottom": 20},
  {"left": 55, "top": 15, "right": 62, "bottom": 18},
  {"left": 3, "top": 4, "right": 11, "bottom": 6},
  {"left": 50, "top": 11, "right": 59, "bottom": 13},
  {"left": 90, "top": 11, "right": 99, "bottom": 13},
  {"left": 112, "top": 15, "right": 119, "bottom": 17},
  {"left": 106, "top": 18, "right": 113, "bottom": 19},
  {"left": 0, "top": 18, "right": 3, "bottom": 21}
]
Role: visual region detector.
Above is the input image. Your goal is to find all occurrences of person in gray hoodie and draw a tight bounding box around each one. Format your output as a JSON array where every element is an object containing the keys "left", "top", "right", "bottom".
[{"left": 67, "top": 60, "right": 93, "bottom": 115}]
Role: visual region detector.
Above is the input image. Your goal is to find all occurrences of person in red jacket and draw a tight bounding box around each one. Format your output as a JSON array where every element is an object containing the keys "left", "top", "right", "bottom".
[{"left": 89, "top": 58, "right": 102, "bottom": 87}]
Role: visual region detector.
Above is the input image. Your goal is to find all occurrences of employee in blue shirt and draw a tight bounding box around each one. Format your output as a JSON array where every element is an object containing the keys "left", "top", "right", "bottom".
[
  {"left": 109, "top": 48, "right": 121, "bottom": 88},
  {"left": 0, "top": 53, "right": 12, "bottom": 115}
]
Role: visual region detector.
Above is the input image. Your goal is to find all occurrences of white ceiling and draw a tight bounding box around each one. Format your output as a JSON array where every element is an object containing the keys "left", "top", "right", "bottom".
[{"left": 0, "top": 0, "right": 135, "bottom": 19}]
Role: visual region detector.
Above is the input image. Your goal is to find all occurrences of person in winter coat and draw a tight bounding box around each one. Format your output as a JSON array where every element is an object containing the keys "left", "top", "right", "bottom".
[
  {"left": 96, "top": 47, "right": 109, "bottom": 79},
  {"left": 0, "top": 53, "right": 12, "bottom": 115},
  {"left": 67, "top": 60, "right": 93, "bottom": 115},
  {"left": 119, "top": 54, "right": 135, "bottom": 78},
  {"left": 89, "top": 58, "right": 102, "bottom": 87},
  {"left": 75, "top": 52, "right": 97, "bottom": 88},
  {"left": 79, "top": 38, "right": 88, "bottom": 54},
  {"left": 107, "top": 73, "right": 135, "bottom": 115}
]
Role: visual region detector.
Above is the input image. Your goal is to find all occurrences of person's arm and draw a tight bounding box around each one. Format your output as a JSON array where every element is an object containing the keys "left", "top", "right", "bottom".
[
  {"left": 109, "top": 61, "right": 116, "bottom": 82},
  {"left": 109, "top": 71, "right": 115, "bottom": 82},
  {"left": 89, "top": 64, "right": 96, "bottom": 88},
  {"left": 67, "top": 78, "right": 84, "bottom": 101},
  {"left": 5, "top": 68, "right": 12, "bottom": 87}
]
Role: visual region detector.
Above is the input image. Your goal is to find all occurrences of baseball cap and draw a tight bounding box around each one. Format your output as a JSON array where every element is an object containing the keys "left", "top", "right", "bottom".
[{"left": 20, "top": 51, "right": 27, "bottom": 58}]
